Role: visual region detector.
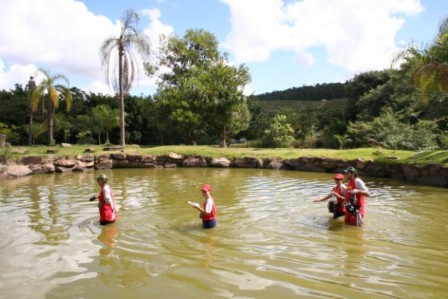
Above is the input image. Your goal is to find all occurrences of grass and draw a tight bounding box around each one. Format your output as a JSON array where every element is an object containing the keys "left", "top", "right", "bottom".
[{"left": 5, "top": 144, "right": 447, "bottom": 166}]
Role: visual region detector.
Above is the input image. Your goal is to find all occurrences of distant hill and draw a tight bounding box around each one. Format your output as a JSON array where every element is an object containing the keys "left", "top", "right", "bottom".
[
  {"left": 255, "top": 82, "right": 346, "bottom": 102},
  {"left": 258, "top": 98, "right": 347, "bottom": 113},
  {"left": 254, "top": 82, "right": 347, "bottom": 112}
]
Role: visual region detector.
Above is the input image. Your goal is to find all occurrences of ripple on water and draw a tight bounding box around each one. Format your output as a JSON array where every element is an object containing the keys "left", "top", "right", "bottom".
[{"left": 1, "top": 169, "right": 448, "bottom": 298}]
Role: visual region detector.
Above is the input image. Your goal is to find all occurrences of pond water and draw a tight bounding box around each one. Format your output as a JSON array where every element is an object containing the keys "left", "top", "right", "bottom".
[{"left": 0, "top": 168, "right": 447, "bottom": 299}]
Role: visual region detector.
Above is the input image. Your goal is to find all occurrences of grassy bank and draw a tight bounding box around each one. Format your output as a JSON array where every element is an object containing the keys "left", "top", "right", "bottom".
[{"left": 3, "top": 145, "right": 448, "bottom": 166}]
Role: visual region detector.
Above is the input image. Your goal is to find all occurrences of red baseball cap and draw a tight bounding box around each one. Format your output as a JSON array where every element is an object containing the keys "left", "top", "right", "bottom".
[
  {"left": 334, "top": 173, "right": 344, "bottom": 180},
  {"left": 201, "top": 184, "right": 212, "bottom": 192}
]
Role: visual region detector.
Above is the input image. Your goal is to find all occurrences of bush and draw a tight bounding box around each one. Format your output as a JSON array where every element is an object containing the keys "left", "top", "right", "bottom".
[{"left": 261, "top": 114, "right": 294, "bottom": 148}]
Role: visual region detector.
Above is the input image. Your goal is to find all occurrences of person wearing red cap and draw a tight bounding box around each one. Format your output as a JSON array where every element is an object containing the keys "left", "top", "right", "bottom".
[
  {"left": 191, "top": 184, "right": 217, "bottom": 228},
  {"left": 314, "top": 173, "right": 347, "bottom": 219}
]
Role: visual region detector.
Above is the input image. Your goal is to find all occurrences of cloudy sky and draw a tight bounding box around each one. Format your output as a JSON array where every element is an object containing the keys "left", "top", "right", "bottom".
[{"left": 0, "top": 0, "right": 447, "bottom": 96}]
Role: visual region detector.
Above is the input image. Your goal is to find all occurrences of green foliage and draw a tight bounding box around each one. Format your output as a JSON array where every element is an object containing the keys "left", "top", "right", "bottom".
[
  {"left": 0, "top": 122, "right": 20, "bottom": 145},
  {"left": 256, "top": 82, "right": 345, "bottom": 101},
  {"left": 437, "top": 132, "right": 448, "bottom": 149},
  {"left": 262, "top": 114, "right": 294, "bottom": 148},
  {"left": 22, "top": 122, "right": 46, "bottom": 145},
  {"left": 347, "top": 108, "right": 439, "bottom": 150},
  {"left": 344, "top": 70, "right": 392, "bottom": 122},
  {"left": 92, "top": 104, "right": 120, "bottom": 144},
  {"left": 153, "top": 29, "right": 250, "bottom": 147},
  {"left": 31, "top": 68, "right": 72, "bottom": 145}
]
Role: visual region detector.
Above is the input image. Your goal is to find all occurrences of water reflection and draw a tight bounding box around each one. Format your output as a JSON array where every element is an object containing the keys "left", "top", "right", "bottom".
[{"left": 0, "top": 168, "right": 447, "bottom": 298}]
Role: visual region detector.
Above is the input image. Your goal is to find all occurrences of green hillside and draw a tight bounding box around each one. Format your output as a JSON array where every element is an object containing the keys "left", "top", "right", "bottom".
[{"left": 259, "top": 98, "right": 347, "bottom": 113}]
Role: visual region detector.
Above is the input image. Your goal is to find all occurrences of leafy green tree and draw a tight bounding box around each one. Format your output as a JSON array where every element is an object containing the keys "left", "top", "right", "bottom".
[
  {"left": 347, "top": 107, "right": 439, "bottom": 149},
  {"left": 26, "top": 122, "right": 47, "bottom": 145},
  {"left": 53, "top": 113, "right": 72, "bottom": 143},
  {"left": 201, "top": 61, "right": 251, "bottom": 147},
  {"left": 31, "top": 68, "right": 73, "bottom": 145},
  {"left": 73, "top": 114, "right": 96, "bottom": 144},
  {"left": 344, "top": 70, "right": 392, "bottom": 122},
  {"left": 262, "top": 114, "right": 294, "bottom": 148},
  {"left": 91, "top": 104, "right": 120, "bottom": 145},
  {"left": 100, "top": 9, "right": 151, "bottom": 147},
  {"left": 152, "top": 29, "right": 250, "bottom": 147}
]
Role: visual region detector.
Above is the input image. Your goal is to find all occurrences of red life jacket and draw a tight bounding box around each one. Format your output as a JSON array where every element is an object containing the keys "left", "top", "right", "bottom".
[
  {"left": 333, "top": 185, "right": 346, "bottom": 213},
  {"left": 98, "top": 184, "right": 117, "bottom": 222},
  {"left": 201, "top": 197, "right": 216, "bottom": 221},
  {"left": 344, "top": 179, "right": 365, "bottom": 225}
]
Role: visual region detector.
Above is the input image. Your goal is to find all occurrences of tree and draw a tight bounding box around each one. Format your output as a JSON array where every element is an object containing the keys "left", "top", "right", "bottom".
[
  {"left": 100, "top": 9, "right": 151, "bottom": 147},
  {"left": 395, "top": 15, "right": 448, "bottom": 104},
  {"left": 262, "top": 114, "right": 294, "bottom": 148},
  {"left": 30, "top": 68, "right": 73, "bottom": 145},
  {"left": 201, "top": 61, "right": 251, "bottom": 147},
  {"left": 26, "top": 76, "right": 37, "bottom": 145},
  {"left": 151, "top": 29, "right": 250, "bottom": 147},
  {"left": 91, "top": 104, "right": 120, "bottom": 145}
]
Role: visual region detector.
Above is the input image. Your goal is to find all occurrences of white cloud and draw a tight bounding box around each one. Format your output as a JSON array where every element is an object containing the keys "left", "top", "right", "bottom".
[
  {"left": 222, "top": 0, "right": 423, "bottom": 75},
  {"left": 0, "top": 0, "right": 169, "bottom": 94}
]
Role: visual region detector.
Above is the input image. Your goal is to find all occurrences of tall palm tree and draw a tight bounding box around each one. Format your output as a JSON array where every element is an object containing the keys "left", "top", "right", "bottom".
[
  {"left": 30, "top": 68, "right": 73, "bottom": 145},
  {"left": 99, "top": 10, "right": 151, "bottom": 147}
]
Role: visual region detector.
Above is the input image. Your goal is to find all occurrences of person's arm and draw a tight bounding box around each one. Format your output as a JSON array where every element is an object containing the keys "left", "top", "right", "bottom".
[
  {"left": 353, "top": 179, "right": 370, "bottom": 197},
  {"left": 314, "top": 193, "right": 332, "bottom": 202}
]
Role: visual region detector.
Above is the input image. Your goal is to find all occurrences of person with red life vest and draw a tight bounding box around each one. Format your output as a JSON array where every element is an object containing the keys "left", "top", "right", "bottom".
[
  {"left": 314, "top": 173, "right": 347, "bottom": 219},
  {"left": 89, "top": 174, "right": 118, "bottom": 225},
  {"left": 343, "top": 167, "right": 370, "bottom": 226},
  {"left": 191, "top": 184, "right": 217, "bottom": 229}
]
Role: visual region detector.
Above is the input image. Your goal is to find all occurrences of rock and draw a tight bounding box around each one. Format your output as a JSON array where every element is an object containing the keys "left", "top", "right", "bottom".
[
  {"left": 210, "top": 157, "right": 231, "bottom": 167},
  {"left": 264, "top": 158, "right": 284, "bottom": 170},
  {"left": 76, "top": 154, "right": 95, "bottom": 162},
  {"left": 5, "top": 164, "right": 32, "bottom": 177},
  {"left": 183, "top": 156, "right": 207, "bottom": 167},
  {"left": 54, "top": 158, "right": 76, "bottom": 168},
  {"left": 231, "top": 157, "right": 263, "bottom": 168}
]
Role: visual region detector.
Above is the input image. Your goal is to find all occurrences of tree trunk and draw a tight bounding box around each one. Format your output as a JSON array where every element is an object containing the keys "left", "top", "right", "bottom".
[
  {"left": 220, "top": 126, "right": 227, "bottom": 148},
  {"left": 105, "top": 131, "right": 110, "bottom": 145},
  {"left": 47, "top": 102, "right": 55, "bottom": 145},
  {"left": 118, "top": 47, "right": 126, "bottom": 147},
  {"left": 28, "top": 113, "right": 33, "bottom": 146}
]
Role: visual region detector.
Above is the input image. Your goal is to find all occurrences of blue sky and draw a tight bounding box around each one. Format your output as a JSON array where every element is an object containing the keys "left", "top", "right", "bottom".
[{"left": 0, "top": 0, "right": 447, "bottom": 96}]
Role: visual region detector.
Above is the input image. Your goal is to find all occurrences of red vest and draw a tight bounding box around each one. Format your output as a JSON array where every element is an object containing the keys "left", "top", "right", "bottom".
[
  {"left": 98, "top": 184, "right": 117, "bottom": 222},
  {"left": 201, "top": 198, "right": 216, "bottom": 221},
  {"left": 344, "top": 179, "right": 365, "bottom": 225},
  {"left": 333, "top": 185, "right": 346, "bottom": 213}
]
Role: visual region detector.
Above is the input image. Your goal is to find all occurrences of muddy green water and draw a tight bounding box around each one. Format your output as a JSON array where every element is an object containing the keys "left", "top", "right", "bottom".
[{"left": 0, "top": 168, "right": 447, "bottom": 299}]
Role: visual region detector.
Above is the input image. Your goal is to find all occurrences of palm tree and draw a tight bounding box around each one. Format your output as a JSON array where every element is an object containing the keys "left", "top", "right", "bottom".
[
  {"left": 99, "top": 10, "right": 151, "bottom": 147},
  {"left": 30, "top": 68, "right": 73, "bottom": 145},
  {"left": 395, "top": 15, "right": 448, "bottom": 104},
  {"left": 92, "top": 104, "right": 120, "bottom": 145}
]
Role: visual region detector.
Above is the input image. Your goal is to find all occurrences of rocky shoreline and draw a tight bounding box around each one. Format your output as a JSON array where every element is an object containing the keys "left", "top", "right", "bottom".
[{"left": 1, "top": 152, "right": 447, "bottom": 188}]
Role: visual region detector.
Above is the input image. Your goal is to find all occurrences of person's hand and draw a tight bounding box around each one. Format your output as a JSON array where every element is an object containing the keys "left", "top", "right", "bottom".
[{"left": 89, "top": 196, "right": 96, "bottom": 201}]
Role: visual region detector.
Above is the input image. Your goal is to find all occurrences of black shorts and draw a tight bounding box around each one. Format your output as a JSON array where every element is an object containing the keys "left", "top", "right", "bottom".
[{"left": 100, "top": 220, "right": 115, "bottom": 225}]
